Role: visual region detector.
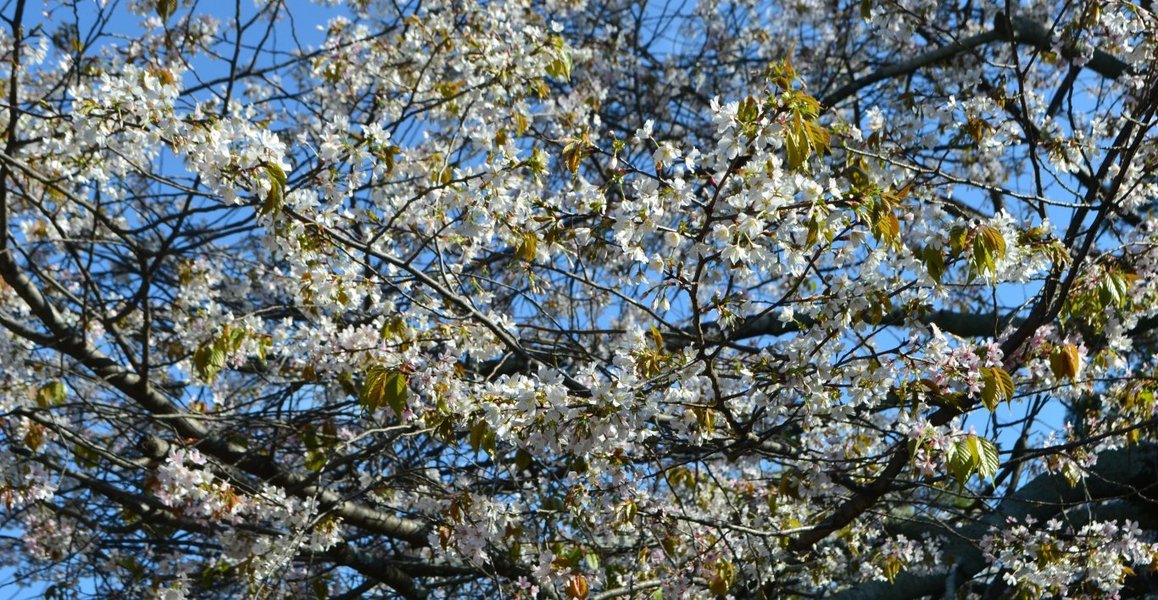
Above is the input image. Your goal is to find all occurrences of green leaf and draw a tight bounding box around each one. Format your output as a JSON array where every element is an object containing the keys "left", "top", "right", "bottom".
[
  {"left": 648, "top": 325, "right": 664, "bottom": 350},
  {"left": 805, "top": 214, "right": 821, "bottom": 247},
  {"left": 995, "top": 367, "right": 1014, "bottom": 403},
  {"left": 192, "top": 327, "right": 247, "bottom": 383},
  {"left": 965, "top": 116, "right": 991, "bottom": 142},
  {"left": 782, "top": 93, "right": 830, "bottom": 171},
  {"left": 920, "top": 245, "right": 946, "bottom": 284},
  {"left": 947, "top": 440, "right": 973, "bottom": 486},
  {"left": 979, "top": 373, "right": 999, "bottom": 412},
  {"left": 980, "top": 367, "right": 1015, "bottom": 411},
  {"left": 785, "top": 113, "right": 809, "bottom": 170},
  {"left": 804, "top": 119, "right": 831, "bottom": 154},
  {"left": 948, "top": 435, "right": 1001, "bottom": 485},
  {"left": 516, "top": 232, "right": 538, "bottom": 262},
  {"left": 971, "top": 239, "right": 993, "bottom": 276},
  {"left": 305, "top": 451, "right": 326, "bottom": 472},
  {"left": 260, "top": 163, "right": 286, "bottom": 216},
  {"left": 971, "top": 436, "right": 1000, "bottom": 480},
  {"left": 881, "top": 554, "right": 903, "bottom": 583},
  {"left": 73, "top": 444, "right": 101, "bottom": 469},
  {"left": 24, "top": 424, "right": 44, "bottom": 451},
  {"left": 301, "top": 426, "right": 319, "bottom": 451},
  {"left": 255, "top": 335, "right": 271, "bottom": 361},
  {"left": 708, "top": 560, "right": 735, "bottom": 595},
  {"left": 979, "top": 225, "right": 1006, "bottom": 256},
  {"left": 338, "top": 371, "right": 358, "bottom": 397},
  {"left": 155, "top": 0, "right": 178, "bottom": 22},
  {"left": 227, "top": 326, "right": 247, "bottom": 352},
  {"left": 264, "top": 162, "right": 287, "bottom": 188},
  {"left": 871, "top": 205, "right": 900, "bottom": 246},
  {"left": 469, "top": 419, "right": 496, "bottom": 456},
  {"left": 1049, "top": 344, "right": 1081, "bottom": 381},
  {"left": 193, "top": 340, "right": 226, "bottom": 383},
  {"left": 312, "top": 577, "right": 330, "bottom": 600},
  {"left": 545, "top": 37, "right": 573, "bottom": 82},
  {"left": 36, "top": 381, "right": 67, "bottom": 408},
  {"left": 383, "top": 371, "right": 409, "bottom": 418},
  {"left": 768, "top": 57, "right": 797, "bottom": 90},
  {"left": 948, "top": 226, "right": 969, "bottom": 255},
  {"left": 377, "top": 145, "right": 401, "bottom": 174},
  {"left": 380, "top": 315, "right": 409, "bottom": 340},
  {"left": 469, "top": 420, "right": 488, "bottom": 452},
  {"left": 359, "top": 365, "right": 388, "bottom": 411},
  {"left": 514, "top": 448, "right": 533, "bottom": 471},
  {"left": 358, "top": 367, "right": 409, "bottom": 418},
  {"left": 1098, "top": 269, "right": 1136, "bottom": 309},
  {"left": 970, "top": 224, "right": 1006, "bottom": 279},
  {"left": 547, "top": 54, "right": 572, "bottom": 82},
  {"left": 562, "top": 141, "right": 585, "bottom": 174},
  {"left": 737, "top": 96, "right": 760, "bottom": 125}
]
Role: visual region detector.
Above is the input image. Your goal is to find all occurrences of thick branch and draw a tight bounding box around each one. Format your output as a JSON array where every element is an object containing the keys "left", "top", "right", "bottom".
[
  {"left": 823, "top": 16, "right": 1130, "bottom": 109},
  {"left": 720, "top": 307, "right": 1020, "bottom": 342}
]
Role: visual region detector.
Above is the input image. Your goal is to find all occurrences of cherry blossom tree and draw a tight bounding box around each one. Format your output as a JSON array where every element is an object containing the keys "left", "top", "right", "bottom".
[{"left": 1, "top": 0, "right": 1157, "bottom": 597}]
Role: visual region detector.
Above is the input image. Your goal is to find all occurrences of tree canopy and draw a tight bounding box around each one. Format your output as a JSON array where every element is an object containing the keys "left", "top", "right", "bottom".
[{"left": 1, "top": 0, "right": 1157, "bottom": 598}]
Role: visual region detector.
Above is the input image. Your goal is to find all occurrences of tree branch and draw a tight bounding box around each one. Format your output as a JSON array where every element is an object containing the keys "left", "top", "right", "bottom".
[
  {"left": 823, "top": 16, "right": 1130, "bottom": 109},
  {"left": 0, "top": 250, "right": 431, "bottom": 547},
  {"left": 829, "top": 443, "right": 1158, "bottom": 600}
]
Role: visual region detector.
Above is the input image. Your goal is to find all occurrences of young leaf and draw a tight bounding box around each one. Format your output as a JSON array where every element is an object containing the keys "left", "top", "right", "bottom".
[
  {"left": 1049, "top": 344, "right": 1081, "bottom": 381},
  {"left": 469, "top": 420, "right": 488, "bottom": 452},
  {"left": 155, "top": 0, "right": 178, "bottom": 22},
  {"left": 562, "top": 142, "right": 583, "bottom": 174},
  {"left": 768, "top": 57, "right": 797, "bottom": 90},
  {"left": 648, "top": 325, "right": 664, "bottom": 350},
  {"left": 881, "top": 554, "right": 903, "bottom": 583},
  {"left": 977, "top": 225, "right": 1006, "bottom": 257},
  {"left": 381, "top": 315, "right": 409, "bottom": 340},
  {"left": 382, "top": 371, "right": 409, "bottom": 418},
  {"left": 948, "top": 435, "right": 1000, "bottom": 485},
  {"left": 708, "top": 560, "right": 736, "bottom": 595},
  {"left": 948, "top": 226, "right": 969, "bottom": 255},
  {"left": 980, "top": 367, "right": 1015, "bottom": 411},
  {"left": 969, "top": 224, "right": 1006, "bottom": 279},
  {"left": 564, "top": 573, "right": 589, "bottom": 599},
  {"left": 947, "top": 440, "right": 974, "bottom": 486},
  {"left": 24, "top": 424, "right": 45, "bottom": 452},
  {"left": 264, "top": 162, "right": 287, "bottom": 189},
  {"left": 545, "top": 37, "right": 573, "bottom": 82},
  {"left": 920, "top": 245, "right": 946, "bottom": 284},
  {"left": 979, "top": 371, "right": 999, "bottom": 412},
  {"left": 359, "top": 365, "right": 389, "bottom": 411},
  {"left": 261, "top": 163, "right": 286, "bottom": 216},
  {"left": 516, "top": 232, "right": 538, "bottom": 262},
  {"left": 36, "top": 381, "right": 67, "bottom": 408},
  {"left": 737, "top": 96, "right": 760, "bottom": 125},
  {"left": 971, "top": 436, "right": 1000, "bottom": 480},
  {"left": 305, "top": 451, "right": 326, "bottom": 472},
  {"left": 193, "top": 340, "right": 226, "bottom": 383},
  {"left": 785, "top": 123, "right": 808, "bottom": 170},
  {"left": 994, "top": 367, "right": 1014, "bottom": 402}
]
